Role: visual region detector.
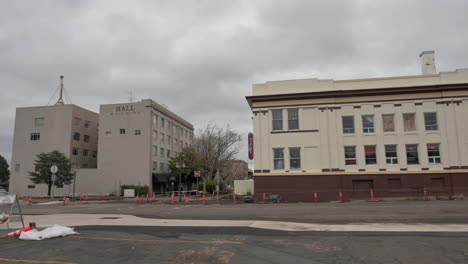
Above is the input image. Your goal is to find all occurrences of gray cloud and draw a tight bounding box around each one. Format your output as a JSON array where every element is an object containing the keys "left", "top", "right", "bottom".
[{"left": 1, "top": 0, "right": 468, "bottom": 168}]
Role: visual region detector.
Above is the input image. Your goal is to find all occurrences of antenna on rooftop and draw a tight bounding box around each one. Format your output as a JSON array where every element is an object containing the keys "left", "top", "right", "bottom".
[
  {"left": 55, "top": 76, "right": 65, "bottom": 106},
  {"left": 128, "top": 90, "right": 136, "bottom": 103}
]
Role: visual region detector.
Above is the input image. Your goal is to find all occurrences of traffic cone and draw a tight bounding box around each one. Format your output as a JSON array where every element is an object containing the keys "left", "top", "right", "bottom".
[
  {"left": 116, "top": 193, "right": 120, "bottom": 201},
  {"left": 85, "top": 195, "right": 89, "bottom": 204},
  {"left": 212, "top": 190, "right": 215, "bottom": 200},
  {"left": 18, "top": 194, "right": 21, "bottom": 200},
  {"left": 28, "top": 197, "right": 32, "bottom": 206},
  {"left": 262, "top": 193, "right": 266, "bottom": 204},
  {"left": 202, "top": 194, "right": 206, "bottom": 205},
  {"left": 171, "top": 192, "right": 175, "bottom": 205},
  {"left": 99, "top": 193, "right": 102, "bottom": 201},
  {"left": 370, "top": 189, "right": 375, "bottom": 202},
  {"left": 195, "top": 191, "right": 199, "bottom": 200},
  {"left": 62, "top": 195, "right": 66, "bottom": 206},
  {"left": 136, "top": 195, "right": 140, "bottom": 205},
  {"left": 4, "top": 223, "right": 35, "bottom": 237},
  {"left": 339, "top": 189, "right": 344, "bottom": 203},
  {"left": 79, "top": 193, "right": 82, "bottom": 202},
  {"left": 140, "top": 195, "right": 144, "bottom": 204},
  {"left": 146, "top": 193, "right": 150, "bottom": 203},
  {"left": 424, "top": 187, "right": 428, "bottom": 201},
  {"left": 40, "top": 194, "right": 44, "bottom": 201},
  {"left": 314, "top": 192, "right": 318, "bottom": 203},
  {"left": 233, "top": 192, "right": 237, "bottom": 205},
  {"left": 183, "top": 193, "right": 187, "bottom": 205},
  {"left": 152, "top": 192, "right": 156, "bottom": 204}
]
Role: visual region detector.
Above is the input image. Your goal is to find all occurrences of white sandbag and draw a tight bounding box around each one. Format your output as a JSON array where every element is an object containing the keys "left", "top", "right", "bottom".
[{"left": 19, "top": 224, "right": 78, "bottom": 240}]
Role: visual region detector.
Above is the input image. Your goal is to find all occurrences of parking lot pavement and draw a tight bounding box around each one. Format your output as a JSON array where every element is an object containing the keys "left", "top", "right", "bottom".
[{"left": 1, "top": 226, "right": 468, "bottom": 264}]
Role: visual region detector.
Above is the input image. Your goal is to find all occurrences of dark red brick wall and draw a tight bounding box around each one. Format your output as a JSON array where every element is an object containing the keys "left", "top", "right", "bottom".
[{"left": 254, "top": 173, "right": 468, "bottom": 202}]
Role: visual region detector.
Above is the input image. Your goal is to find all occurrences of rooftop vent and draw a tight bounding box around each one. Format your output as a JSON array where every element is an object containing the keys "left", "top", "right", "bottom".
[{"left": 419, "top": 50, "right": 436, "bottom": 75}]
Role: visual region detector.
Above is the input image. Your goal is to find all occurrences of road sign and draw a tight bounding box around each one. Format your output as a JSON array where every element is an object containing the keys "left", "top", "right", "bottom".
[
  {"left": 50, "top": 165, "right": 58, "bottom": 174},
  {"left": 194, "top": 171, "right": 201, "bottom": 177},
  {"left": 248, "top": 132, "right": 254, "bottom": 160}
]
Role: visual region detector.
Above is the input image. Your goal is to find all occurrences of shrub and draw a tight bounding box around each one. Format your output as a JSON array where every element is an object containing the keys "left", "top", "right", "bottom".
[{"left": 120, "top": 185, "right": 149, "bottom": 196}]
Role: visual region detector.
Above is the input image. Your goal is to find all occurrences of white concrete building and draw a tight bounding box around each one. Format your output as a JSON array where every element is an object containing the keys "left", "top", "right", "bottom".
[{"left": 246, "top": 51, "right": 468, "bottom": 201}]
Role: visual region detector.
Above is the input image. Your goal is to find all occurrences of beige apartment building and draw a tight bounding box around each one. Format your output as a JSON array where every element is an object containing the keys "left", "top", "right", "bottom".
[
  {"left": 246, "top": 51, "right": 468, "bottom": 201},
  {"left": 9, "top": 104, "right": 99, "bottom": 196}
]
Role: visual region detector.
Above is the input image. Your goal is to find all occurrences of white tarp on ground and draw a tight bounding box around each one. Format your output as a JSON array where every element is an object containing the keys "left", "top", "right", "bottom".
[{"left": 19, "top": 224, "right": 78, "bottom": 240}]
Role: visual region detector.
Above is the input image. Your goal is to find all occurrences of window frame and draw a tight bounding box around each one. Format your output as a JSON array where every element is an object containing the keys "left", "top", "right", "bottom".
[
  {"left": 287, "top": 109, "right": 299, "bottom": 130},
  {"left": 289, "top": 147, "right": 301, "bottom": 170},
  {"left": 342, "top": 116, "right": 355, "bottom": 134},
  {"left": 385, "top": 145, "right": 398, "bottom": 164},
  {"left": 403, "top": 113, "right": 416, "bottom": 132},
  {"left": 382, "top": 114, "right": 395, "bottom": 132},
  {"left": 364, "top": 145, "right": 377, "bottom": 165},
  {"left": 30, "top": 133, "right": 40, "bottom": 141},
  {"left": 362, "top": 115, "right": 375, "bottom": 133},
  {"left": 34, "top": 118, "right": 45, "bottom": 126},
  {"left": 405, "top": 144, "right": 419, "bottom": 165},
  {"left": 273, "top": 148, "right": 285, "bottom": 170},
  {"left": 427, "top": 143, "right": 441, "bottom": 164},
  {"left": 424, "top": 112, "right": 438, "bottom": 131},
  {"left": 344, "top": 146, "right": 357, "bottom": 165},
  {"left": 272, "top": 109, "right": 283, "bottom": 131}
]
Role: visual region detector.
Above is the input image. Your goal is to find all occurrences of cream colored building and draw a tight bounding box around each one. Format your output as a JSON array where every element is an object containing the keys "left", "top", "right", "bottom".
[
  {"left": 9, "top": 104, "right": 99, "bottom": 196},
  {"left": 246, "top": 51, "right": 468, "bottom": 201}
]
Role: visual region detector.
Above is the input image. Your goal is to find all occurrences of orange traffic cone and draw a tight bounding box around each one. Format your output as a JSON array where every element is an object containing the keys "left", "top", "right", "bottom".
[
  {"left": 202, "top": 194, "right": 206, "bottom": 205},
  {"left": 171, "top": 192, "right": 175, "bottom": 205},
  {"left": 4, "top": 223, "right": 36, "bottom": 237},
  {"left": 183, "top": 193, "right": 187, "bottom": 205}
]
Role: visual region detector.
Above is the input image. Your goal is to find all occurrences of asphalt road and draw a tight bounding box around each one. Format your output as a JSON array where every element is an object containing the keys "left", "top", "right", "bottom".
[
  {"left": 1, "top": 226, "right": 468, "bottom": 264},
  {"left": 19, "top": 199, "right": 468, "bottom": 224}
]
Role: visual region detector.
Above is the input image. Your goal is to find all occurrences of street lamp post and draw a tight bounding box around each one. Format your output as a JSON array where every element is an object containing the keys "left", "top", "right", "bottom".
[
  {"left": 177, "top": 161, "right": 185, "bottom": 202},
  {"left": 72, "top": 165, "right": 80, "bottom": 201},
  {"left": 170, "top": 176, "right": 175, "bottom": 194}
]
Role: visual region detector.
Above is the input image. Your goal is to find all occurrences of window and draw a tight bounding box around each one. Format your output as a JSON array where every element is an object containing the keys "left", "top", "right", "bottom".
[
  {"left": 362, "top": 115, "right": 375, "bottom": 133},
  {"left": 92, "top": 151, "right": 97, "bottom": 158},
  {"left": 382, "top": 114, "right": 395, "bottom": 132},
  {"left": 167, "top": 150, "right": 170, "bottom": 158},
  {"left": 153, "top": 130, "right": 158, "bottom": 140},
  {"left": 289, "top": 147, "right": 301, "bottom": 169},
  {"left": 83, "top": 149, "right": 88, "bottom": 157},
  {"left": 120, "top": 129, "right": 126, "bottom": 135},
  {"left": 272, "top": 109, "right": 283, "bottom": 131},
  {"left": 406, "top": 144, "right": 419, "bottom": 164},
  {"left": 84, "top": 135, "right": 90, "bottom": 142},
  {"left": 288, "top": 109, "right": 299, "bottom": 130},
  {"left": 385, "top": 145, "right": 398, "bottom": 164},
  {"left": 161, "top": 118, "right": 165, "bottom": 128},
  {"left": 105, "top": 131, "right": 112, "bottom": 137},
  {"left": 152, "top": 114, "right": 158, "bottom": 125},
  {"left": 84, "top": 121, "right": 90, "bottom": 128},
  {"left": 168, "top": 136, "right": 171, "bottom": 145},
  {"left": 161, "top": 133, "right": 165, "bottom": 143},
  {"left": 134, "top": 129, "right": 141, "bottom": 135},
  {"left": 35, "top": 118, "right": 45, "bottom": 126},
  {"left": 427, "top": 144, "right": 441, "bottom": 164},
  {"left": 403, "top": 113, "right": 416, "bottom": 132},
  {"left": 273, "top": 148, "right": 284, "bottom": 170},
  {"left": 73, "top": 132, "right": 80, "bottom": 141},
  {"left": 72, "top": 148, "right": 79, "bottom": 156},
  {"left": 344, "top": 146, "right": 356, "bottom": 165},
  {"left": 15, "top": 164, "right": 20, "bottom": 172},
  {"left": 153, "top": 145, "right": 157, "bottom": 156},
  {"left": 160, "top": 148, "right": 164, "bottom": 158},
  {"left": 28, "top": 185, "right": 35, "bottom": 189},
  {"left": 153, "top": 162, "right": 157, "bottom": 171},
  {"left": 342, "top": 116, "right": 355, "bottom": 134},
  {"left": 424, "top": 112, "right": 438, "bottom": 131},
  {"left": 180, "top": 141, "right": 184, "bottom": 148},
  {"left": 364, "top": 145, "right": 377, "bottom": 165},
  {"left": 30, "top": 133, "right": 40, "bottom": 141},
  {"left": 73, "top": 117, "right": 81, "bottom": 126},
  {"left": 160, "top": 163, "right": 164, "bottom": 172}
]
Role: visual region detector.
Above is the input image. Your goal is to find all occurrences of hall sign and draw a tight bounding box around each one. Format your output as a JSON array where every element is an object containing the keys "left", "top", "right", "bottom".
[
  {"left": 248, "top": 132, "right": 254, "bottom": 160},
  {"left": 115, "top": 105, "right": 135, "bottom": 112}
]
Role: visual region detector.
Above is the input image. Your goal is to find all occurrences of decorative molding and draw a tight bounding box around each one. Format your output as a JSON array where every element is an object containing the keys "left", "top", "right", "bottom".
[
  {"left": 415, "top": 102, "right": 423, "bottom": 106},
  {"left": 271, "top": 129, "right": 319, "bottom": 134},
  {"left": 400, "top": 168, "right": 408, "bottom": 171}
]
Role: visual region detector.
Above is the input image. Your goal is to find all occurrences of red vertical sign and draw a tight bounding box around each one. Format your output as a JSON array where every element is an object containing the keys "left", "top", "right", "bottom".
[{"left": 248, "top": 133, "right": 254, "bottom": 160}]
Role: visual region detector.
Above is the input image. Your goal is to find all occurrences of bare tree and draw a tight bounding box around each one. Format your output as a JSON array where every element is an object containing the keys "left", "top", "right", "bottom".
[{"left": 193, "top": 123, "right": 241, "bottom": 193}]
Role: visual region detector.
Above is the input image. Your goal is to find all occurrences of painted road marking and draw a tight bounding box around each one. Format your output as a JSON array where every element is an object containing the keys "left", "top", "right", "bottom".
[
  {"left": 69, "top": 236, "right": 243, "bottom": 244},
  {"left": 0, "top": 258, "right": 78, "bottom": 264}
]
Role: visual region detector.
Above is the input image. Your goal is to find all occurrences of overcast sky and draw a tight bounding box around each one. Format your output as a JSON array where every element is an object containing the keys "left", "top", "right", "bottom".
[{"left": 1, "top": 0, "right": 468, "bottom": 168}]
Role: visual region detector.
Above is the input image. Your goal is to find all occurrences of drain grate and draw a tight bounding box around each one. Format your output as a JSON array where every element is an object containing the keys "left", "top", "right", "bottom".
[{"left": 100, "top": 217, "right": 121, "bottom": 219}]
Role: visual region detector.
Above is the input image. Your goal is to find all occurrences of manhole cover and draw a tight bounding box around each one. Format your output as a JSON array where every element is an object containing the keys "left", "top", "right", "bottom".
[{"left": 100, "top": 217, "right": 120, "bottom": 219}]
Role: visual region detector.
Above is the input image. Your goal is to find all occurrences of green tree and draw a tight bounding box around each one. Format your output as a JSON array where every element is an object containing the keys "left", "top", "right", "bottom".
[
  {"left": 168, "top": 148, "right": 199, "bottom": 189},
  {"left": 0, "top": 154, "right": 9, "bottom": 188},
  {"left": 28, "top": 151, "right": 74, "bottom": 196}
]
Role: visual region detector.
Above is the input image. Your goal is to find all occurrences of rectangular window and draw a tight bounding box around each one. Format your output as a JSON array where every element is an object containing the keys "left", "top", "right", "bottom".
[
  {"left": 15, "top": 164, "right": 20, "bottom": 172},
  {"left": 73, "top": 117, "right": 81, "bottom": 126},
  {"left": 153, "top": 130, "right": 158, "bottom": 140},
  {"left": 174, "top": 138, "right": 178, "bottom": 145},
  {"left": 120, "top": 129, "right": 126, "bottom": 135},
  {"left": 160, "top": 163, "right": 164, "bottom": 172},
  {"left": 153, "top": 162, "right": 157, "bottom": 171},
  {"left": 342, "top": 116, "right": 355, "bottom": 134},
  {"left": 152, "top": 114, "right": 158, "bottom": 125},
  {"left": 161, "top": 133, "right": 165, "bottom": 143},
  {"left": 362, "top": 115, "right": 375, "bottom": 133},
  {"left": 30, "top": 133, "right": 40, "bottom": 141},
  {"left": 403, "top": 113, "right": 416, "bottom": 132},
  {"left": 364, "top": 145, "right": 377, "bottom": 165},
  {"left": 72, "top": 148, "right": 79, "bottom": 156},
  {"left": 385, "top": 145, "right": 398, "bottom": 164},
  {"left": 382, "top": 114, "right": 395, "bottom": 132},
  {"left": 289, "top": 147, "right": 301, "bottom": 169},
  {"left": 73, "top": 132, "right": 80, "bottom": 141},
  {"left": 83, "top": 149, "right": 88, "bottom": 157},
  {"left": 406, "top": 144, "right": 419, "bottom": 164},
  {"left": 153, "top": 145, "right": 157, "bottom": 156},
  {"left": 92, "top": 151, "right": 97, "bottom": 158},
  {"left": 427, "top": 143, "right": 441, "bottom": 164},
  {"left": 105, "top": 131, "right": 112, "bottom": 137},
  {"left": 424, "top": 112, "right": 438, "bottom": 131},
  {"left": 288, "top": 109, "right": 299, "bottom": 130},
  {"left": 161, "top": 118, "right": 165, "bottom": 128},
  {"left": 84, "top": 121, "right": 90, "bottom": 128},
  {"left": 167, "top": 150, "right": 170, "bottom": 158},
  {"left": 28, "top": 185, "right": 35, "bottom": 189},
  {"left": 272, "top": 109, "right": 283, "bottom": 131},
  {"left": 134, "top": 129, "right": 141, "bottom": 135},
  {"left": 160, "top": 148, "right": 164, "bottom": 158},
  {"left": 168, "top": 136, "right": 171, "bottom": 145},
  {"left": 344, "top": 146, "right": 357, "bottom": 165},
  {"left": 273, "top": 148, "right": 284, "bottom": 170},
  {"left": 84, "top": 135, "right": 90, "bottom": 142},
  {"left": 34, "top": 118, "right": 45, "bottom": 126}
]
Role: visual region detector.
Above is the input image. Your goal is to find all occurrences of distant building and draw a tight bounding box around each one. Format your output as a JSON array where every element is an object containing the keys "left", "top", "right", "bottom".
[
  {"left": 246, "top": 51, "right": 468, "bottom": 201},
  {"left": 221, "top": 160, "right": 249, "bottom": 185}
]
